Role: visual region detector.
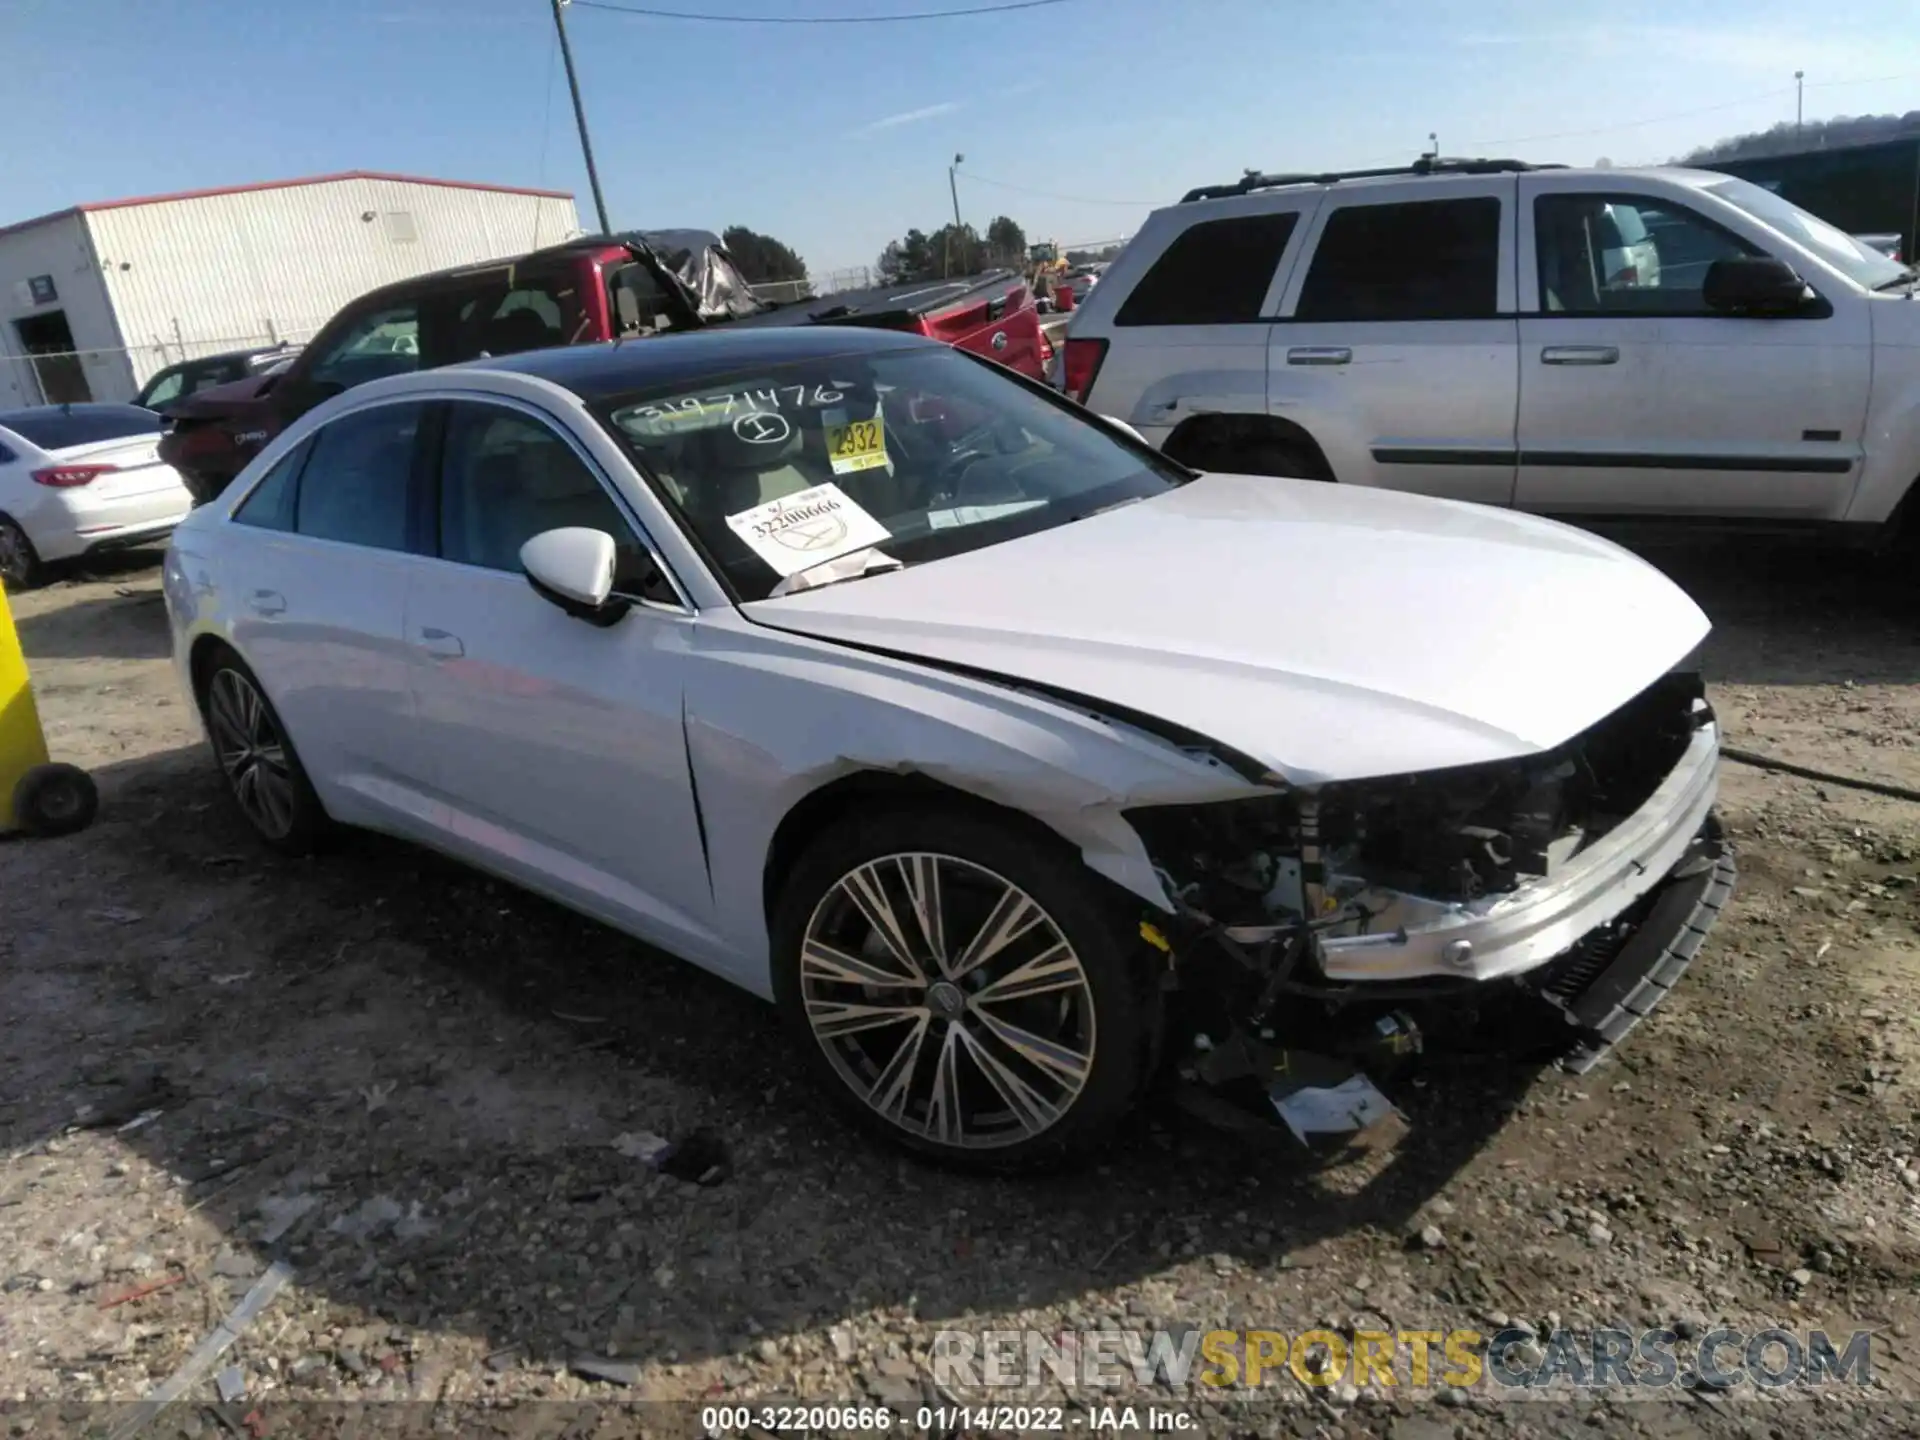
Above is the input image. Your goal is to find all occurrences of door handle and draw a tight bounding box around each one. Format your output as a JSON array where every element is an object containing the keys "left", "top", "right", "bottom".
[
  {"left": 420, "top": 627, "right": 465, "bottom": 660},
  {"left": 1541, "top": 345, "right": 1619, "bottom": 365},
  {"left": 1287, "top": 346, "right": 1352, "bottom": 366},
  {"left": 247, "top": 589, "right": 286, "bottom": 617}
]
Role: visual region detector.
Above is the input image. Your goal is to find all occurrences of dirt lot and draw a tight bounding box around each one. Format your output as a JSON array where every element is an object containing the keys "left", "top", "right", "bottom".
[{"left": 3, "top": 543, "right": 1920, "bottom": 1437}]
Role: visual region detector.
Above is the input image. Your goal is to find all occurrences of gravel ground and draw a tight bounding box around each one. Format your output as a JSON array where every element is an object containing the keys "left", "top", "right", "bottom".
[{"left": 2, "top": 541, "right": 1919, "bottom": 1438}]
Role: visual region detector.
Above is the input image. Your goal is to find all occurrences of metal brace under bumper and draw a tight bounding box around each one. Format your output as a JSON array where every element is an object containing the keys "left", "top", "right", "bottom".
[{"left": 1543, "top": 819, "right": 1737, "bottom": 1074}]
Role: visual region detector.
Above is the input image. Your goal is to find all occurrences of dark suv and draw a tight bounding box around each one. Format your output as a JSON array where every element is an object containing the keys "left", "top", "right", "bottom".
[{"left": 160, "top": 229, "right": 1044, "bottom": 505}]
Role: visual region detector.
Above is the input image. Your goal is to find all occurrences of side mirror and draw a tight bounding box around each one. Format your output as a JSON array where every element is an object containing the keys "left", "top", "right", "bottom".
[
  {"left": 1101, "top": 415, "right": 1147, "bottom": 444},
  {"left": 1702, "top": 256, "right": 1812, "bottom": 316},
  {"left": 521, "top": 527, "right": 630, "bottom": 627}
]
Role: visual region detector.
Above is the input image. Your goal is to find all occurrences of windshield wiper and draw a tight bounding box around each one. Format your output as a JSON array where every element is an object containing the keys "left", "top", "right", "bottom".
[
  {"left": 1873, "top": 266, "right": 1920, "bottom": 292},
  {"left": 766, "top": 547, "right": 903, "bottom": 598}
]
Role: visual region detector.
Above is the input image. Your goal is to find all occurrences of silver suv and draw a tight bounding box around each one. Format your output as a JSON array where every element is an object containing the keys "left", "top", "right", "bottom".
[{"left": 1060, "top": 157, "right": 1920, "bottom": 537}]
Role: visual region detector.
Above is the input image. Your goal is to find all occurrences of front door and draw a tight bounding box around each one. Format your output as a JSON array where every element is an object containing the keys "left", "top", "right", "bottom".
[
  {"left": 1514, "top": 180, "right": 1871, "bottom": 517},
  {"left": 403, "top": 398, "right": 722, "bottom": 960},
  {"left": 1269, "top": 181, "right": 1520, "bottom": 505}
]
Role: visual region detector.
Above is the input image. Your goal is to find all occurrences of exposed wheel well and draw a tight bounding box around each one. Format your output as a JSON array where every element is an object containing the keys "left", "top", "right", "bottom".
[
  {"left": 1162, "top": 412, "right": 1334, "bottom": 481},
  {"left": 188, "top": 633, "right": 238, "bottom": 703},
  {"left": 760, "top": 770, "right": 1079, "bottom": 923}
]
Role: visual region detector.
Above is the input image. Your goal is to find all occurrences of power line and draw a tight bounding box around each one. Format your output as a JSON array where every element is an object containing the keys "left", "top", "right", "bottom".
[
  {"left": 958, "top": 171, "right": 1160, "bottom": 207},
  {"left": 571, "top": 0, "right": 1078, "bottom": 22}
]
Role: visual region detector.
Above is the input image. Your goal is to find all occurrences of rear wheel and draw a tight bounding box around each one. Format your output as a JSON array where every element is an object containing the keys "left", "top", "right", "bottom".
[
  {"left": 771, "top": 807, "right": 1158, "bottom": 1169},
  {"left": 0, "top": 516, "right": 44, "bottom": 590},
  {"left": 196, "top": 650, "right": 330, "bottom": 853}
]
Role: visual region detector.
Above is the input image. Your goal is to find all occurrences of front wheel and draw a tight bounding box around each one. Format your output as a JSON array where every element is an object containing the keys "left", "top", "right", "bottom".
[{"left": 771, "top": 807, "right": 1158, "bottom": 1169}]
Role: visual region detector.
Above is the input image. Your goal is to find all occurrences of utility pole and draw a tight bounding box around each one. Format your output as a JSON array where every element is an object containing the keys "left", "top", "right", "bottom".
[
  {"left": 1794, "top": 70, "right": 1805, "bottom": 136},
  {"left": 551, "top": 0, "right": 611, "bottom": 235},
  {"left": 945, "top": 153, "right": 965, "bottom": 278}
]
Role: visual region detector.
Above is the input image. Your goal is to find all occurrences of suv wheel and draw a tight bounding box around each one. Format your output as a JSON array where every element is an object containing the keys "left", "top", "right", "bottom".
[
  {"left": 1169, "top": 430, "right": 1333, "bottom": 483},
  {"left": 771, "top": 808, "right": 1157, "bottom": 1169}
]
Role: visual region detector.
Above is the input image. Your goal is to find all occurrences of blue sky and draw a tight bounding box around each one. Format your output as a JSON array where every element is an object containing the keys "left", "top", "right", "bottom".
[{"left": 5, "top": 0, "right": 1917, "bottom": 276}]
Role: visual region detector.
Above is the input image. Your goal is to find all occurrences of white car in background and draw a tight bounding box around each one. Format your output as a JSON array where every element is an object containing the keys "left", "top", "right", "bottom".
[
  {"left": 0, "top": 403, "right": 193, "bottom": 588},
  {"left": 163, "top": 327, "right": 1731, "bottom": 1168}
]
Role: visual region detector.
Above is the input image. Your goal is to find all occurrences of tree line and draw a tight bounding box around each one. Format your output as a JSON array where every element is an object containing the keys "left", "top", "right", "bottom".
[
  {"left": 876, "top": 216, "right": 1032, "bottom": 283},
  {"left": 1682, "top": 111, "right": 1920, "bottom": 164}
]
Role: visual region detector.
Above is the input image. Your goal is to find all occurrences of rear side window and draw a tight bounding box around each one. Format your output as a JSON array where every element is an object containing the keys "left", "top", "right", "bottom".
[
  {"left": 0, "top": 405, "right": 162, "bottom": 449},
  {"left": 1115, "top": 213, "right": 1299, "bottom": 326},
  {"left": 293, "top": 402, "right": 423, "bottom": 552},
  {"left": 1295, "top": 198, "right": 1502, "bottom": 322},
  {"left": 232, "top": 440, "right": 311, "bottom": 532}
]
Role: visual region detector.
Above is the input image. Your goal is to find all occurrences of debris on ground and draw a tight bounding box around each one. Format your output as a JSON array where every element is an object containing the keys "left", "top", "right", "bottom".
[{"left": 106, "top": 1261, "right": 290, "bottom": 1440}]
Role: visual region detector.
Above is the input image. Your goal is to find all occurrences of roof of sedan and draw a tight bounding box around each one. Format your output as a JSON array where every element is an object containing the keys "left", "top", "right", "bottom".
[{"left": 459, "top": 325, "right": 939, "bottom": 399}]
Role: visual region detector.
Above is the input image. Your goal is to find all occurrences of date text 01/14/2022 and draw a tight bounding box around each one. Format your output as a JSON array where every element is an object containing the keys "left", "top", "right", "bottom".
[{"left": 699, "top": 1404, "right": 1198, "bottom": 1432}]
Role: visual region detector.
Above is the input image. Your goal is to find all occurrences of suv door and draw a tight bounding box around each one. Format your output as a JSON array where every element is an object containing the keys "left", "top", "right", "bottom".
[
  {"left": 1514, "top": 176, "right": 1871, "bottom": 517},
  {"left": 1270, "top": 178, "right": 1519, "bottom": 505},
  {"left": 403, "top": 397, "right": 721, "bottom": 960},
  {"left": 219, "top": 399, "right": 440, "bottom": 834},
  {"left": 1076, "top": 200, "right": 1316, "bottom": 444}
]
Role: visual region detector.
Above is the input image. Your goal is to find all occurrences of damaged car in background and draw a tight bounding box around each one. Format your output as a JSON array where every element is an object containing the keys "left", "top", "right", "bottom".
[{"left": 162, "top": 325, "right": 1733, "bottom": 1170}]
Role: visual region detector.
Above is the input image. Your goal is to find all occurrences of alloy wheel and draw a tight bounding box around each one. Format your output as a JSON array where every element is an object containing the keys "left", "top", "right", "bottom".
[
  {"left": 206, "top": 668, "right": 295, "bottom": 839},
  {"left": 800, "top": 852, "right": 1097, "bottom": 1150}
]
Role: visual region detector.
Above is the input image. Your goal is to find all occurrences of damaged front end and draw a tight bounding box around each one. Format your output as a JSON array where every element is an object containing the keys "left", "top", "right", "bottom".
[{"left": 1127, "top": 672, "right": 1737, "bottom": 1141}]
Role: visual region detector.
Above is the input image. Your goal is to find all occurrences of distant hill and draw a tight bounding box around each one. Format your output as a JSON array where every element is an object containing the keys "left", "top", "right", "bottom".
[{"left": 1682, "top": 112, "right": 1920, "bottom": 164}]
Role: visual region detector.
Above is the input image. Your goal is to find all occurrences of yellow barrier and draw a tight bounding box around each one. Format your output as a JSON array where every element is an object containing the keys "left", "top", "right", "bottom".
[{"left": 0, "top": 585, "right": 97, "bottom": 836}]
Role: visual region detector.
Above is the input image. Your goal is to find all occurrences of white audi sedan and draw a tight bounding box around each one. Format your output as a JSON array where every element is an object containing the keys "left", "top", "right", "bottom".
[{"left": 164, "top": 327, "right": 1733, "bottom": 1167}]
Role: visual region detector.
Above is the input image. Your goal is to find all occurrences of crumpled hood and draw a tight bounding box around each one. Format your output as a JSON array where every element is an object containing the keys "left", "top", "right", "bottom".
[{"left": 741, "top": 474, "right": 1710, "bottom": 784}]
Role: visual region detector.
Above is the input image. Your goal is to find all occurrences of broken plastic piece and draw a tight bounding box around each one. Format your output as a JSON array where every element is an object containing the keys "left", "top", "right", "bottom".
[
  {"left": 1269, "top": 1073, "right": 1399, "bottom": 1145},
  {"left": 214, "top": 1366, "right": 246, "bottom": 1404},
  {"left": 107, "top": 1261, "right": 291, "bottom": 1440}
]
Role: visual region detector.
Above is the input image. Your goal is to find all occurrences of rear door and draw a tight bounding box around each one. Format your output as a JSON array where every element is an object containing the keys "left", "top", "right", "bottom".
[
  {"left": 1514, "top": 175, "right": 1872, "bottom": 517},
  {"left": 1269, "top": 178, "right": 1520, "bottom": 504},
  {"left": 218, "top": 399, "right": 441, "bottom": 835},
  {"left": 1081, "top": 199, "right": 1316, "bottom": 443}
]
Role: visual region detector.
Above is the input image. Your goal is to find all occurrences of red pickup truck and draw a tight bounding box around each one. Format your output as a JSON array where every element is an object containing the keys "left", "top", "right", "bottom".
[{"left": 160, "top": 229, "right": 1046, "bottom": 504}]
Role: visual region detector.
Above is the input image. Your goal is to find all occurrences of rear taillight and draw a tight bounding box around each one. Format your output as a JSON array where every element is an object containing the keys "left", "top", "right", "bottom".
[
  {"left": 32, "top": 464, "right": 116, "bottom": 488},
  {"left": 1061, "top": 337, "right": 1108, "bottom": 404}
]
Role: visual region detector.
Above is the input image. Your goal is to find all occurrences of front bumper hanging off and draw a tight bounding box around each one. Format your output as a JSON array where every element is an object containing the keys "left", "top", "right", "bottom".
[{"left": 1529, "top": 816, "right": 1737, "bottom": 1073}]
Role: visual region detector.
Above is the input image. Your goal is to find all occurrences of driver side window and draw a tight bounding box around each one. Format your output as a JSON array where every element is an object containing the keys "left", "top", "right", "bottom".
[
  {"left": 1535, "top": 195, "right": 1756, "bottom": 315},
  {"left": 436, "top": 402, "right": 675, "bottom": 603}
]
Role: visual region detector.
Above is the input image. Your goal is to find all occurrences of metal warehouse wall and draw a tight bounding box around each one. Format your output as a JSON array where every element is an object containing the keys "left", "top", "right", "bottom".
[
  {"left": 0, "top": 213, "right": 122, "bottom": 407},
  {"left": 87, "top": 177, "right": 581, "bottom": 395}
]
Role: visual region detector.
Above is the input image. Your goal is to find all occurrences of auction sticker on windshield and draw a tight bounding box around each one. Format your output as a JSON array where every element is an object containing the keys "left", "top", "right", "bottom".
[
  {"left": 825, "top": 416, "right": 888, "bottom": 475},
  {"left": 725, "top": 483, "right": 892, "bottom": 577}
]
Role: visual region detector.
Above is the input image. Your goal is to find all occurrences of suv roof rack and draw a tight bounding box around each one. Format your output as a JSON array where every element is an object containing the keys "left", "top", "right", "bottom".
[{"left": 1179, "top": 156, "right": 1564, "bottom": 204}]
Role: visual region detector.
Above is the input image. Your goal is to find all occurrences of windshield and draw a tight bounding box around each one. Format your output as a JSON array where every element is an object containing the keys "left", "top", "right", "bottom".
[
  {"left": 1703, "top": 177, "right": 1909, "bottom": 290},
  {"left": 595, "top": 345, "right": 1188, "bottom": 602}
]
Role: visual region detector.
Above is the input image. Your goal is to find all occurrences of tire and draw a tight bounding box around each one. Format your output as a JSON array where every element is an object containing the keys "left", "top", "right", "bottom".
[
  {"left": 11, "top": 763, "right": 98, "bottom": 837},
  {"left": 195, "top": 648, "right": 330, "bottom": 854},
  {"left": 1172, "top": 430, "right": 1333, "bottom": 483},
  {"left": 0, "top": 515, "right": 44, "bottom": 591},
  {"left": 770, "top": 806, "right": 1159, "bottom": 1170}
]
